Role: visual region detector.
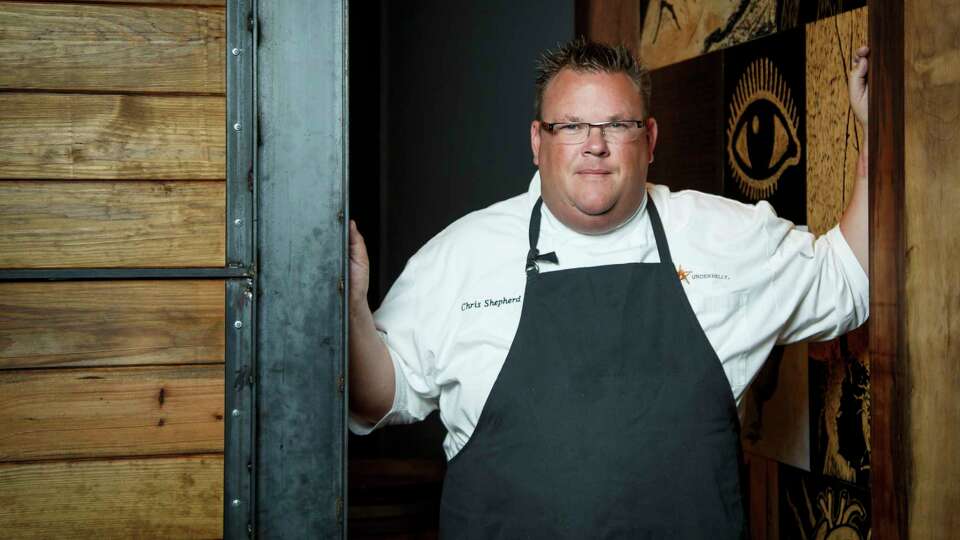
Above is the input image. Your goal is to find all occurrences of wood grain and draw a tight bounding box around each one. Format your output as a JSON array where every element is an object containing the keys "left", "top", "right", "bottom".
[
  {"left": 805, "top": 7, "right": 867, "bottom": 236},
  {"left": 647, "top": 51, "right": 724, "bottom": 194},
  {"left": 31, "top": 1, "right": 225, "bottom": 5},
  {"left": 904, "top": 0, "right": 960, "bottom": 535},
  {"left": 0, "top": 455, "right": 223, "bottom": 538},
  {"left": 0, "top": 365, "right": 224, "bottom": 461},
  {"left": 575, "top": 0, "right": 643, "bottom": 55},
  {"left": 0, "top": 181, "right": 225, "bottom": 268},
  {"left": 0, "top": 280, "right": 224, "bottom": 369},
  {"left": 0, "top": 93, "right": 225, "bottom": 180},
  {"left": 0, "top": 2, "right": 224, "bottom": 93},
  {"left": 744, "top": 452, "right": 779, "bottom": 540},
  {"left": 869, "top": 0, "right": 908, "bottom": 537},
  {"left": 639, "top": 0, "right": 776, "bottom": 70}
]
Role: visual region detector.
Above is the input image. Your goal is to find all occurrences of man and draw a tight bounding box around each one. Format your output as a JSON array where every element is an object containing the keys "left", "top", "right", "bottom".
[{"left": 349, "top": 39, "right": 869, "bottom": 538}]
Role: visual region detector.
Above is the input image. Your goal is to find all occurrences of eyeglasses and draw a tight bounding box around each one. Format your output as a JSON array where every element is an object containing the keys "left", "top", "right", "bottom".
[{"left": 540, "top": 120, "right": 647, "bottom": 145}]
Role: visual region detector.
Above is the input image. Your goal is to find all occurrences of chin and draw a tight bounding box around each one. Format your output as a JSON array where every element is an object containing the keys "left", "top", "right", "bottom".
[{"left": 567, "top": 211, "right": 622, "bottom": 235}]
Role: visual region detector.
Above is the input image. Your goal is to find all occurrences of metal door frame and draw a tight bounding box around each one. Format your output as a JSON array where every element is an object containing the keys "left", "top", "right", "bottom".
[{"left": 225, "top": 0, "right": 348, "bottom": 537}]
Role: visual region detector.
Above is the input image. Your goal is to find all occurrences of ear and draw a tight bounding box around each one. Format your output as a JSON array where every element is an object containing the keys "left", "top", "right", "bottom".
[
  {"left": 645, "top": 117, "right": 659, "bottom": 163},
  {"left": 531, "top": 120, "right": 542, "bottom": 167}
]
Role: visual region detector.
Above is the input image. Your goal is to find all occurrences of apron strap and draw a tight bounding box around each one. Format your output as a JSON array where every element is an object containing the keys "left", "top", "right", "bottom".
[
  {"left": 645, "top": 197, "right": 675, "bottom": 268},
  {"left": 526, "top": 198, "right": 558, "bottom": 274}
]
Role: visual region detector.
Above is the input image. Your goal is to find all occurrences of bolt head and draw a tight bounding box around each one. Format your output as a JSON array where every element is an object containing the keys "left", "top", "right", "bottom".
[
  {"left": 232, "top": 47, "right": 241, "bottom": 56},
  {"left": 234, "top": 320, "right": 243, "bottom": 329},
  {"left": 233, "top": 122, "right": 242, "bottom": 132},
  {"left": 234, "top": 218, "right": 242, "bottom": 226},
  {"left": 232, "top": 409, "right": 240, "bottom": 417},
  {"left": 232, "top": 498, "right": 241, "bottom": 507}
]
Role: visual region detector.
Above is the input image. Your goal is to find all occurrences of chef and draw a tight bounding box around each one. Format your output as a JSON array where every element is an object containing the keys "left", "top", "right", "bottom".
[{"left": 347, "top": 38, "right": 870, "bottom": 538}]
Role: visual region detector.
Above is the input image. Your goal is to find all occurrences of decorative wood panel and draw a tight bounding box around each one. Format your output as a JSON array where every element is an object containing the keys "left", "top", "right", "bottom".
[
  {"left": 0, "top": 455, "right": 223, "bottom": 538},
  {"left": 647, "top": 51, "right": 724, "bottom": 194},
  {"left": 904, "top": 0, "right": 960, "bottom": 535},
  {"left": 0, "top": 365, "right": 224, "bottom": 461},
  {"left": 0, "top": 181, "right": 225, "bottom": 268},
  {"left": 808, "top": 326, "right": 870, "bottom": 486},
  {"left": 805, "top": 7, "right": 867, "bottom": 236},
  {"left": 0, "top": 280, "right": 224, "bottom": 369},
  {"left": 0, "top": 93, "right": 225, "bottom": 180},
  {"left": 722, "top": 27, "right": 807, "bottom": 225},
  {"left": 639, "top": 0, "right": 777, "bottom": 70},
  {"left": 0, "top": 2, "right": 224, "bottom": 93},
  {"left": 804, "top": 6, "right": 870, "bottom": 493},
  {"left": 778, "top": 462, "right": 871, "bottom": 539}
]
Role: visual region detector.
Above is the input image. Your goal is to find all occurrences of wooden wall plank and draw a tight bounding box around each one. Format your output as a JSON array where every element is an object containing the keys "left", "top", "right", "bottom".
[
  {"left": 869, "top": 0, "right": 907, "bottom": 537},
  {"left": 31, "top": 1, "right": 225, "bottom": 5},
  {"left": 806, "top": 8, "right": 867, "bottom": 236},
  {"left": 904, "top": 0, "right": 960, "bottom": 535},
  {"left": 0, "top": 455, "right": 223, "bottom": 538},
  {"left": 0, "top": 280, "right": 224, "bottom": 369},
  {"left": 0, "top": 365, "right": 224, "bottom": 461},
  {"left": 0, "top": 181, "right": 225, "bottom": 268},
  {"left": 0, "top": 93, "right": 225, "bottom": 180},
  {"left": 574, "top": 0, "right": 642, "bottom": 54},
  {"left": 0, "top": 2, "right": 224, "bottom": 93}
]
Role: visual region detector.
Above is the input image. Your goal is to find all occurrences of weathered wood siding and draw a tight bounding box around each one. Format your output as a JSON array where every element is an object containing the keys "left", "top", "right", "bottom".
[
  {"left": 0, "top": 181, "right": 225, "bottom": 268},
  {"left": 0, "top": 0, "right": 225, "bottom": 536},
  {"left": 904, "top": 0, "right": 960, "bottom": 535},
  {"left": 0, "top": 280, "right": 224, "bottom": 369},
  {"left": 0, "top": 455, "right": 223, "bottom": 539}
]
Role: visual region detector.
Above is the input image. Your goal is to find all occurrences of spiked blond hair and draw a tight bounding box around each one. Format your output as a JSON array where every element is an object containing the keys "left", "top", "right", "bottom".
[{"left": 534, "top": 37, "right": 652, "bottom": 120}]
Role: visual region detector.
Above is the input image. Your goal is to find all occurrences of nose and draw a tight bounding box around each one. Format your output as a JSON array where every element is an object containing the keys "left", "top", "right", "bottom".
[{"left": 582, "top": 125, "right": 610, "bottom": 157}]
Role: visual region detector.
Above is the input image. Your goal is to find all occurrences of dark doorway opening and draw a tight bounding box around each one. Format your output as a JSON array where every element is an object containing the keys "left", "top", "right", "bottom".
[{"left": 347, "top": 2, "right": 573, "bottom": 536}]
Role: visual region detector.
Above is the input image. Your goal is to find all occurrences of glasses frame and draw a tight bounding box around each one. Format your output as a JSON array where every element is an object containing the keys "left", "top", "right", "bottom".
[{"left": 539, "top": 119, "right": 648, "bottom": 145}]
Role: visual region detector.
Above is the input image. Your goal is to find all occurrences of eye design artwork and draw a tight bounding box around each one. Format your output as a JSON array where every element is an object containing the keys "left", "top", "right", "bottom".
[{"left": 726, "top": 57, "right": 801, "bottom": 200}]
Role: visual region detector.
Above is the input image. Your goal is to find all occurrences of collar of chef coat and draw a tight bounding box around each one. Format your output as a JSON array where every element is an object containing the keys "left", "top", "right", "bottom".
[{"left": 526, "top": 171, "right": 661, "bottom": 266}]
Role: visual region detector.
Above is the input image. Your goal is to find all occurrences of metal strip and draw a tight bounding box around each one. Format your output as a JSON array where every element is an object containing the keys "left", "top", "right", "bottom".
[
  {"left": 225, "top": 0, "right": 258, "bottom": 538},
  {"left": 255, "top": 0, "right": 346, "bottom": 536},
  {"left": 0, "top": 267, "right": 251, "bottom": 282},
  {"left": 227, "top": 0, "right": 256, "bottom": 270},
  {"left": 224, "top": 278, "right": 257, "bottom": 539}
]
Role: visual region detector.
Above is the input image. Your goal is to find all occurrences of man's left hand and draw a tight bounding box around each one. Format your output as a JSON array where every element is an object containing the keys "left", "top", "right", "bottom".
[{"left": 849, "top": 46, "right": 869, "bottom": 127}]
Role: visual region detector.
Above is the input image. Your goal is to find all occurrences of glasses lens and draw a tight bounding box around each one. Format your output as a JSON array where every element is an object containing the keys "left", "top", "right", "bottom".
[
  {"left": 548, "top": 122, "right": 644, "bottom": 144},
  {"left": 554, "top": 123, "right": 587, "bottom": 144}
]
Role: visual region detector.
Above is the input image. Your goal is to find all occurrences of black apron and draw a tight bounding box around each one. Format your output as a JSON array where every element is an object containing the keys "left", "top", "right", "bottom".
[{"left": 439, "top": 197, "right": 745, "bottom": 539}]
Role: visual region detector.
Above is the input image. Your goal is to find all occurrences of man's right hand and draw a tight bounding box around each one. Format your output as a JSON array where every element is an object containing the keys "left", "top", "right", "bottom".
[
  {"left": 347, "top": 221, "right": 396, "bottom": 427},
  {"left": 349, "top": 220, "right": 371, "bottom": 308}
]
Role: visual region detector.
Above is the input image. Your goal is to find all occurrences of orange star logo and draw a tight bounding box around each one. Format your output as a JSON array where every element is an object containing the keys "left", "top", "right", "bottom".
[{"left": 677, "top": 265, "right": 691, "bottom": 284}]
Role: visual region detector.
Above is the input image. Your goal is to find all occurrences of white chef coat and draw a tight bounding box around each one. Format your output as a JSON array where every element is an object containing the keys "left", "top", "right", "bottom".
[{"left": 351, "top": 172, "right": 869, "bottom": 461}]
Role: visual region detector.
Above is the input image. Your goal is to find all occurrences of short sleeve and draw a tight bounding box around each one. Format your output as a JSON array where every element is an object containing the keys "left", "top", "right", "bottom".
[
  {"left": 763, "top": 215, "right": 869, "bottom": 344},
  {"left": 348, "top": 249, "right": 441, "bottom": 435}
]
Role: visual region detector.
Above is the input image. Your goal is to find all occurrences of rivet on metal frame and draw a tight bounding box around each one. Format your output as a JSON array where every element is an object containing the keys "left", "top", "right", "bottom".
[
  {"left": 234, "top": 122, "right": 242, "bottom": 132},
  {"left": 234, "top": 320, "right": 243, "bottom": 329},
  {"left": 232, "top": 499, "right": 241, "bottom": 507},
  {"left": 232, "top": 409, "right": 240, "bottom": 417},
  {"left": 234, "top": 218, "right": 243, "bottom": 226},
  {"left": 232, "top": 47, "right": 242, "bottom": 56}
]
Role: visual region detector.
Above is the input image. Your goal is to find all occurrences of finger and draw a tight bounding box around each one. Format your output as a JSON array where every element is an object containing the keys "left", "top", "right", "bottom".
[
  {"left": 852, "top": 47, "right": 869, "bottom": 73},
  {"left": 349, "top": 220, "right": 361, "bottom": 246},
  {"left": 349, "top": 220, "right": 369, "bottom": 261}
]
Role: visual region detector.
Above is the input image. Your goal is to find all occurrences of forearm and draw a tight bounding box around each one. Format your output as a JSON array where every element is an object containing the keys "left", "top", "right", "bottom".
[
  {"left": 839, "top": 144, "right": 869, "bottom": 276},
  {"left": 348, "top": 300, "right": 396, "bottom": 426}
]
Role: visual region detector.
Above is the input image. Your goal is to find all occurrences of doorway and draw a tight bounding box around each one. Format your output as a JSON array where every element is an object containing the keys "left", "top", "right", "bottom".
[{"left": 347, "top": 1, "right": 573, "bottom": 536}]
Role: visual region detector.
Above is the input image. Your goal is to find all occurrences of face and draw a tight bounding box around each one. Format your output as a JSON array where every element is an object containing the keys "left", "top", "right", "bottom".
[{"left": 531, "top": 69, "right": 658, "bottom": 234}]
